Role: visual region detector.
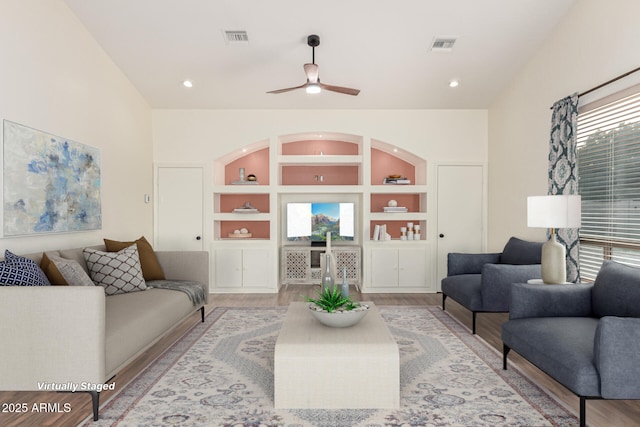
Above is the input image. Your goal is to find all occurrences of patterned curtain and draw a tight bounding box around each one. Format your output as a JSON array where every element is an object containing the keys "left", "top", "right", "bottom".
[{"left": 548, "top": 93, "right": 580, "bottom": 282}]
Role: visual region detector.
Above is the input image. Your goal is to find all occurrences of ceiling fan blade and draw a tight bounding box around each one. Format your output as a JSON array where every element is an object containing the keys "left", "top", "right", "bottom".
[
  {"left": 318, "top": 82, "right": 360, "bottom": 96},
  {"left": 303, "top": 63, "right": 319, "bottom": 83},
  {"left": 266, "top": 82, "right": 308, "bottom": 94}
]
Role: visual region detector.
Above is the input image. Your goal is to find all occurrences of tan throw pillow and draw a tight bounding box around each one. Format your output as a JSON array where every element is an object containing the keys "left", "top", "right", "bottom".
[
  {"left": 104, "top": 236, "right": 165, "bottom": 280},
  {"left": 40, "top": 253, "right": 68, "bottom": 285},
  {"left": 83, "top": 245, "right": 146, "bottom": 295}
]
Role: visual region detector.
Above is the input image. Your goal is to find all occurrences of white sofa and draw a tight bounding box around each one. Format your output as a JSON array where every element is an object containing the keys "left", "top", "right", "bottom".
[{"left": 0, "top": 246, "right": 209, "bottom": 421}]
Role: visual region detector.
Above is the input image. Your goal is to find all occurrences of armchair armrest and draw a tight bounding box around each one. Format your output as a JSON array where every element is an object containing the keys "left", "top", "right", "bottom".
[
  {"left": 0, "top": 286, "right": 106, "bottom": 390},
  {"left": 480, "top": 264, "right": 542, "bottom": 311},
  {"left": 447, "top": 252, "right": 501, "bottom": 276},
  {"left": 595, "top": 316, "right": 640, "bottom": 399},
  {"left": 509, "top": 283, "right": 593, "bottom": 319}
]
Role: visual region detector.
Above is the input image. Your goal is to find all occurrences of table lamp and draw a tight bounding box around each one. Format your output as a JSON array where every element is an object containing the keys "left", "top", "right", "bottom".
[{"left": 527, "top": 195, "right": 581, "bottom": 284}]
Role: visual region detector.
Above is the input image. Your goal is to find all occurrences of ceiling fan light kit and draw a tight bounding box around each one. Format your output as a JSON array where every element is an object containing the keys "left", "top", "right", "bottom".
[{"left": 267, "top": 34, "right": 360, "bottom": 97}]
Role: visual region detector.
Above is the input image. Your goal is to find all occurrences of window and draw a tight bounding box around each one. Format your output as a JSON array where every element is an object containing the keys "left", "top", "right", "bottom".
[{"left": 577, "top": 89, "right": 640, "bottom": 281}]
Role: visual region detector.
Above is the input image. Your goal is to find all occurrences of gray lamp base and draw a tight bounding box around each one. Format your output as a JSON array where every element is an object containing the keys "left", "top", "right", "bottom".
[{"left": 541, "top": 232, "right": 566, "bottom": 284}]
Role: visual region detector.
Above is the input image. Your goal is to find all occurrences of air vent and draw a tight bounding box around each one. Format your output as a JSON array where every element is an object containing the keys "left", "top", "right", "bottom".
[
  {"left": 430, "top": 37, "right": 457, "bottom": 52},
  {"left": 223, "top": 30, "right": 249, "bottom": 44}
]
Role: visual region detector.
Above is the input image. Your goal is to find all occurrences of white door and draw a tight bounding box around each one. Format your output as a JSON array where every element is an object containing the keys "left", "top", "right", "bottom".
[
  {"left": 156, "top": 166, "right": 204, "bottom": 251},
  {"left": 436, "top": 165, "right": 484, "bottom": 290}
]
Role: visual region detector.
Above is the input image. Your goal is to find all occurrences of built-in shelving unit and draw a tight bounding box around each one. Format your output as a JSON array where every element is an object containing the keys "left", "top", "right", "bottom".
[{"left": 211, "top": 132, "right": 434, "bottom": 293}]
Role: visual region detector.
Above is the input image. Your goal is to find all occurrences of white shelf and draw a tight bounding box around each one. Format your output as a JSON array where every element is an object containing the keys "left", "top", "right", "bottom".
[
  {"left": 368, "top": 212, "right": 427, "bottom": 221},
  {"left": 213, "top": 213, "right": 271, "bottom": 221},
  {"left": 277, "top": 185, "right": 362, "bottom": 194},
  {"left": 278, "top": 154, "right": 362, "bottom": 166},
  {"left": 369, "top": 184, "right": 428, "bottom": 193},
  {"left": 213, "top": 185, "right": 271, "bottom": 193}
]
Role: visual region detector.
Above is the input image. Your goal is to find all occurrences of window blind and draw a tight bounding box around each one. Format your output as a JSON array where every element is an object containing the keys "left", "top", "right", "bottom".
[{"left": 577, "top": 90, "right": 640, "bottom": 281}]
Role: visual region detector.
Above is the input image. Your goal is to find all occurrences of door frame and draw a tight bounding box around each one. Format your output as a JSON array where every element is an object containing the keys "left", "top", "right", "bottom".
[
  {"left": 153, "top": 163, "right": 208, "bottom": 250},
  {"left": 433, "top": 162, "right": 488, "bottom": 292}
]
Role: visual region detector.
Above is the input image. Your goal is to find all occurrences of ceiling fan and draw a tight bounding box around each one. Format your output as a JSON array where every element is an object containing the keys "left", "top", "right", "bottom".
[{"left": 267, "top": 35, "right": 360, "bottom": 96}]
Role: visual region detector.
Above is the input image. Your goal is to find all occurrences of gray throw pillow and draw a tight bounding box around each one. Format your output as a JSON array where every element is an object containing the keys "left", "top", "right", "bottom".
[
  {"left": 49, "top": 255, "right": 95, "bottom": 286},
  {"left": 83, "top": 245, "right": 146, "bottom": 295}
]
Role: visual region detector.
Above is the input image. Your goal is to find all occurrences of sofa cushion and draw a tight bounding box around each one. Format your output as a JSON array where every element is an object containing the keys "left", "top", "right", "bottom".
[
  {"left": 502, "top": 317, "right": 600, "bottom": 397},
  {"left": 0, "top": 250, "right": 51, "bottom": 286},
  {"left": 441, "top": 274, "right": 483, "bottom": 311},
  {"left": 592, "top": 260, "right": 640, "bottom": 318},
  {"left": 48, "top": 255, "right": 95, "bottom": 286},
  {"left": 500, "top": 237, "right": 543, "bottom": 265},
  {"left": 83, "top": 246, "right": 146, "bottom": 295},
  {"left": 105, "top": 287, "right": 195, "bottom": 377},
  {"left": 104, "top": 236, "right": 165, "bottom": 281}
]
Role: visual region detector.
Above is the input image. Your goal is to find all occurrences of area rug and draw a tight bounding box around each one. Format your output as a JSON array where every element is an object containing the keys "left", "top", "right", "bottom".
[{"left": 81, "top": 306, "right": 577, "bottom": 426}]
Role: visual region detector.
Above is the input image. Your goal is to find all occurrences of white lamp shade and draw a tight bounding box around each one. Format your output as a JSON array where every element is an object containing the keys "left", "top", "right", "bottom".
[{"left": 527, "top": 195, "right": 581, "bottom": 229}]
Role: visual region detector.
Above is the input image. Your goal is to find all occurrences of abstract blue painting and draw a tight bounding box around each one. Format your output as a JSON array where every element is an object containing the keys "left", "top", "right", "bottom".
[{"left": 3, "top": 120, "right": 102, "bottom": 236}]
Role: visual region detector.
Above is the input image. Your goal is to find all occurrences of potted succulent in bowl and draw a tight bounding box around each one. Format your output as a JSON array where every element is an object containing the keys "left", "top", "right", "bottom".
[{"left": 306, "top": 285, "right": 369, "bottom": 328}]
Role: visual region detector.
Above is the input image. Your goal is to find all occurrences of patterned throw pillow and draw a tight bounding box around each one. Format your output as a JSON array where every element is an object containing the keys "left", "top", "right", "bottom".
[
  {"left": 49, "top": 255, "right": 95, "bottom": 286},
  {"left": 103, "top": 236, "right": 165, "bottom": 280},
  {"left": 0, "top": 250, "right": 51, "bottom": 286},
  {"left": 83, "top": 245, "right": 146, "bottom": 295}
]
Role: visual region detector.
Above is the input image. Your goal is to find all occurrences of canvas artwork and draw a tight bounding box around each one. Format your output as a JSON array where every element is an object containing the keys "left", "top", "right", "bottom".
[{"left": 2, "top": 120, "right": 102, "bottom": 236}]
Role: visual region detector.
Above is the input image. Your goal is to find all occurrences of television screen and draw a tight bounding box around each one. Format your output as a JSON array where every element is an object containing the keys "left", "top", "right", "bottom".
[{"left": 287, "top": 202, "right": 354, "bottom": 241}]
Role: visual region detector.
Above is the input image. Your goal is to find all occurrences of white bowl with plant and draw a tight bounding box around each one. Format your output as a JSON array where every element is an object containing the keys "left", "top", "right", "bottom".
[{"left": 306, "top": 286, "right": 369, "bottom": 328}]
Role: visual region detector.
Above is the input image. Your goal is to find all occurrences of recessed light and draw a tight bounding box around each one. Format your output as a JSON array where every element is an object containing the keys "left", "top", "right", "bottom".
[
  {"left": 449, "top": 79, "right": 459, "bottom": 88},
  {"left": 183, "top": 80, "right": 193, "bottom": 88}
]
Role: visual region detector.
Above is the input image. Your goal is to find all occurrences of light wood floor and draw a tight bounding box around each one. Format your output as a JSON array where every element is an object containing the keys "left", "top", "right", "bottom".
[{"left": 0, "top": 286, "right": 638, "bottom": 426}]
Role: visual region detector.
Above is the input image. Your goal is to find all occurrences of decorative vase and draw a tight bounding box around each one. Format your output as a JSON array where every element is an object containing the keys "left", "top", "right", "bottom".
[
  {"left": 341, "top": 266, "right": 349, "bottom": 297},
  {"left": 321, "top": 253, "right": 334, "bottom": 293}
]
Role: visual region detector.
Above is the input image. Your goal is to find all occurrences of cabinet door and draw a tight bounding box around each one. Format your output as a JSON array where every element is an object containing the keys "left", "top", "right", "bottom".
[
  {"left": 215, "top": 249, "right": 243, "bottom": 288},
  {"left": 333, "top": 249, "right": 360, "bottom": 285},
  {"left": 243, "top": 249, "right": 272, "bottom": 288},
  {"left": 398, "top": 247, "right": 427, "bottom": 287},
  {"left": 283, "top": 249, "right": 310, "bottom": 284},
  {"left": 369, "top": 248, "right": 399, "bottom": 288}
]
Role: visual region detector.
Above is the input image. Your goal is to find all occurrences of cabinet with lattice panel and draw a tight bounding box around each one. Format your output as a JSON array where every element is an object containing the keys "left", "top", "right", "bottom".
[{"left": 281, "top": 247, "right": 360, "bottom": 289}]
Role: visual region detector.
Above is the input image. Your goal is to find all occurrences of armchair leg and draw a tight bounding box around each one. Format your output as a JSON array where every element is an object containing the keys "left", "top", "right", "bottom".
[
  {"left": 503, "top": 344, "right": 511, "bottom": 370},
  {"left": 472, "top": 312, "right": 477, "bottom": 334},
  {"left": 200, "top": 306, "right": 205, "bottom": 323},
  {"left": 579, "top": 396, "right": 586, "bottom": 427},
  {"left": 442, "top": 294, "right": 447, "bottom": 311}
]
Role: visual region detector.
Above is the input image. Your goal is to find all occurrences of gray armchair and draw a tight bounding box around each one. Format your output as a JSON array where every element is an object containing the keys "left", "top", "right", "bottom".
[
  {"left": 441, "top": 237, "right": 543, "bottom": 333},
  {"left": 502, "top": 260, "right": 640, "bottom": 427}
]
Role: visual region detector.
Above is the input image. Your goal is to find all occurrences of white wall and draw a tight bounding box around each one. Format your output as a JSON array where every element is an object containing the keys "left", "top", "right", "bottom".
[
  {"left": 0, "top": 0, "right": 153, "bottom": 254},
  {"left": 152, "top": 108, "right": 488, "bottom": 246},
  {"left": 487, "top": 0, "right": 640, "bottom": 251},
  {"left": 152, "top": 109, "right": 487, "bottom": 164}
]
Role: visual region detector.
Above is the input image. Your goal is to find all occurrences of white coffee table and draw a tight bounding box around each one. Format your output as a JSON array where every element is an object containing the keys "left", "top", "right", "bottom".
[{"left": 274, "top": 302, "right": 399, "bottom": 409}]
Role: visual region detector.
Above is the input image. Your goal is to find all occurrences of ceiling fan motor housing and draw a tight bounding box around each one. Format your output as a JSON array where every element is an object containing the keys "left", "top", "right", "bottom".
[{"left": 307, "top": 34, "right": 320, "bottom": 47}]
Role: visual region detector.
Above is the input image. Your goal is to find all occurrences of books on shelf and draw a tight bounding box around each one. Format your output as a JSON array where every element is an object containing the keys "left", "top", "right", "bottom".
[
  {"left": 372, "top": 224, "right": 391, "bottom": 241},
  {"left": 383, "top": 206, "right": 408, "bottom": 213},
  {"left": 383, "top": 177, "right": 410, "bottom": 185}
]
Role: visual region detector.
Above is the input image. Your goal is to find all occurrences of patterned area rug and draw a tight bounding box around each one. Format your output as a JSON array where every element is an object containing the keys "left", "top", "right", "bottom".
[{"left": 81, "top": 306, "right": 577, "bottom": 426}]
